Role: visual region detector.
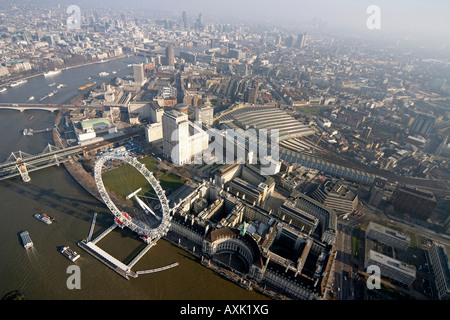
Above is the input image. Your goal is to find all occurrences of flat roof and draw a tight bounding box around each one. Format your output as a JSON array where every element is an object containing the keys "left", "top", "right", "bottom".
[
  {"left": 367, "top": 221, "right": 411, "bottom": 242},
  {"left": 368, "top": 250, "right": 416, "bottom": 276},
  {"left": 279, "top": 201, "right": 318, "bottom": 225},
  {"left": 320, "top": 179, "right": 357, "bottom": 201},
  {"left": 81, "top": 118, "right": 111, "bottom": 130}
]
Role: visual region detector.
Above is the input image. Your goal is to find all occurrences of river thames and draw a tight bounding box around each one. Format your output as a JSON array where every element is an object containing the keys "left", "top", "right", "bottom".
[{"left": 0, "top": 56, "right": 265, "bottom": 300}]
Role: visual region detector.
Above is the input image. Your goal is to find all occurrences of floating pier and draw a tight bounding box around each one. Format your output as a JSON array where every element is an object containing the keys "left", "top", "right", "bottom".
[
  {"left": 77, "top": 240, "right": 137, "bottom": 280},
  {"left": 136, "top": 262, "right": 179, "bottom": 275},
  {"left": 78, "top": 214, "right": 178, "bottom": 280},
  {"left": 23, "top": 127, "right": 54, "bottom": 136}
]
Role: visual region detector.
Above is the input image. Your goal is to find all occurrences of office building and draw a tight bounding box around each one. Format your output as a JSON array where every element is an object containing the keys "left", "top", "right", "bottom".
[
  {"left": 196, "top": 13, "right": 204, "bottom": 31},
  {"left": 427, "top": 242, "right": 450, "bottom": 300},
  {"left": 163, "top": 111, "right": 190, "bottom": 164},
  {"left": 145, "top": 122, "right": 163, "bottom": 144},
  {"left": 276, "top": 200, "right": 319, "bottom": 235},
  {"left": 297, "top": 33, "right": 307, "bottom": 48},
  {"left": 362, "top": 126, "right": 372, "bottom": 139},
  {"left": 182, "top": 11, "right": 188, "bottom": 29},
  {"left": 289, "top": 190, "right": 337, "bottom": 245},
  {"left": 311, "top": 179, "right": 358, "bottom": 214},
  {"left": 365, "top": 250, "right": 416, "bottom": 287},
  {"left": 194, "top": 105, "right": 214, "bottom": 126},
  {"left": 229, "top": 49, "right": 246, "bottom": 60},
  {"left": 149, "top": 101, "right": 164, "bottom": 123},
  {"left": 410, "top": 113, "right": 436, "bottom": 138},
  {"left": 227, "top": 178, "right": 267, "bottom": 206},
  {"left": 245, "top": 87, "right": 258, "bottom": 104},
  {"left": 366, "top": 222, "right": 410, "bottom": 251},
  {"left": 391, "top": 185, "right": 437, "bottom": 220},
  {"left": 261, "top": 220, "right": 333, "bottom": 299},
  {"left": 133, "top": 63, "right": 145, "bottom": 86},
  {"left": 162, "top": 110, "right": 208, "bottom": 165},
  {"left": 165, "top": 45, "right": 175, "bottom": 67},
  {"left": 286, "top": 35, "right": 295, "bottom": 47}
]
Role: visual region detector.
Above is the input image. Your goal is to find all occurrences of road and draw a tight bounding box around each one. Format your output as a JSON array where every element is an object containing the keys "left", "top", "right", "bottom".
[
  {"left": 332, "top": 199, "right": 450, "bottom": 300},
  {"left": 334, "top": 220, "right": 356, "bottom": 300}
]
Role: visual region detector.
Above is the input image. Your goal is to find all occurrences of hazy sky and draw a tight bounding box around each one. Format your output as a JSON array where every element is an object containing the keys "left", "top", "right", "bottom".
[
  {"left": 97, "top": 0, "right": 450, "bottom": 38},
  {"left": 33, "top": 0, "right": 450, "bottom": 45}
]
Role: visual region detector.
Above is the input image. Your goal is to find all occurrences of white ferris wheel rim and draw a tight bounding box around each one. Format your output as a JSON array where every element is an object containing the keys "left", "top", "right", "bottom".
[{"left": 93, "top": 151, "right": 171, "bottom": 241}]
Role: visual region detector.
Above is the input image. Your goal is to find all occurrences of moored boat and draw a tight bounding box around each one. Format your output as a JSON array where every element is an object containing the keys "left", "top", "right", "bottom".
[
  {"left": 60, "top": 246, "right": 80, "bottom": 262},
  {"left": 10, "top": 79, "right": 27, "bottom": 87},
  {"left": 44, "top": 69, "right": 61, "bottom": 77}
]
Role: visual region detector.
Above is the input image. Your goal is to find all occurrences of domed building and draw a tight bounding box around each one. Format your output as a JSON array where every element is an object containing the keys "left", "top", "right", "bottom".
[
  {"left": 203, "top": 227, "right": 264, "bottom": 279},
  {"left": 173, "top": 103, "right": 189, "bottom": 114}
]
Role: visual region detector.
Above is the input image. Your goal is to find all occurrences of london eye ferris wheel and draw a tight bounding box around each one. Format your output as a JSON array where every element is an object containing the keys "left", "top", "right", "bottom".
[{"left": 93, "top": 150, "right": 172, "bottom": 244}]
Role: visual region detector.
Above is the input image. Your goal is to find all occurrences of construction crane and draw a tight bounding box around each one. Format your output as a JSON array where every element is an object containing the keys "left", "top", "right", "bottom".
[{"left": 312, "top": 132, "right": 326, "bottom": 154}]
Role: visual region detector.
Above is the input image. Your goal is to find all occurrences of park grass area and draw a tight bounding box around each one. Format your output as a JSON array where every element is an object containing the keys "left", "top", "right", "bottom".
[
  {"left": 353, "top": 228, "right": 360, "bottom": 258},
  {"left": 408, "top": 232, "right": 418, "bottom": 250},
  {"left": 101, "top": 156, "right": 184, "bottom": 200},
  {"left": 295, "top": 106, "right": 319, "bottom": 114}
]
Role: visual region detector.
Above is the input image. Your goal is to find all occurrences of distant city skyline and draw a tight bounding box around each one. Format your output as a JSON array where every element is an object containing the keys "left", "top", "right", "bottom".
[
  {"left": 45, "top": 0, "right": 450, "bottom": 41},
  {"left": 5, "top": 0, "right": 449, "bottom": 46}
]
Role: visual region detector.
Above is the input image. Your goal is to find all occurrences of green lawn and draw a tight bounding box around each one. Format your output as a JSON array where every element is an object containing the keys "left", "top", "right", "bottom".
[
  {"left": 101, "top": 156, "right": 184, "bottom": 200},
  {"left": 352, "top": 229, "right": 360, "bottom": 258},
  {"left": 295, "top": 106, "right": 319, "bottom": 114}
]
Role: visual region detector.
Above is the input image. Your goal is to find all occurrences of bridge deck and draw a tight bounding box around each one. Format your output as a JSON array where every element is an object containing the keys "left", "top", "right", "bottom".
[{"left": 0, "top": 145, "right": 82, "bottom": 171}]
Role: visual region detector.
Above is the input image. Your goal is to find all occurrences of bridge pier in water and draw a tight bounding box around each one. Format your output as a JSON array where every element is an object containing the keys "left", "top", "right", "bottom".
[
  {"left": 17, "top": 161, "right": 31, "bottom": 182},
  {"left": 0, "top": 144, "right": 82, "bottom": 182}
]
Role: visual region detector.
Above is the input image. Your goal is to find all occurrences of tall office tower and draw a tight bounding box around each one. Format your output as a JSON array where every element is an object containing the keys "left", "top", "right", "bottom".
[
  {"left": 196, "top": 13, "right": 204, "bottom": 31},
  {"left": 182, "top": 11, "right": 188, "bottom": 29},
  {"left": 133, "top": 63, "right": 145, "bottom": 86},
  {"left": 362, "top": 126, "right": 372, "bottom": 139},
  {"left": 162, "top": 111, "right": 189, "bottom": 165},
  {"left": 297, "top": 33, "right": 307, "bottom": 48},
  {"left": 275, "top": 34, "right": 282, "bottom": 46},
  {"left": 286, "top": 35, "right": 295, "bottom": 47},
  {"left": 163, "top": 110, "right": 209, "bottom": 165},
  {"left": 165, "top": 45, "right": 175, "bottom": 67},
  {"left": 410, "top": 112, "right": 436, "bottom": 138}
]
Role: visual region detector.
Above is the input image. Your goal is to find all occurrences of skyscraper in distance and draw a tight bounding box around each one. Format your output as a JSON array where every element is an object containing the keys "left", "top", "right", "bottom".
[
  {"left": 182, "top": 11, "right": 187, "bottom": 29},
  {"left": 196, "top": 13, "right": 204, "bottom": 31},
  {"left": 297, "top": 33, "right": 307, "bottom": 48},
  {"left": 133, "top": 63, "right": 145, "bottom": 86},
  {"left": 165, "top": 45, "right": 175, "bottom": 67}
]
